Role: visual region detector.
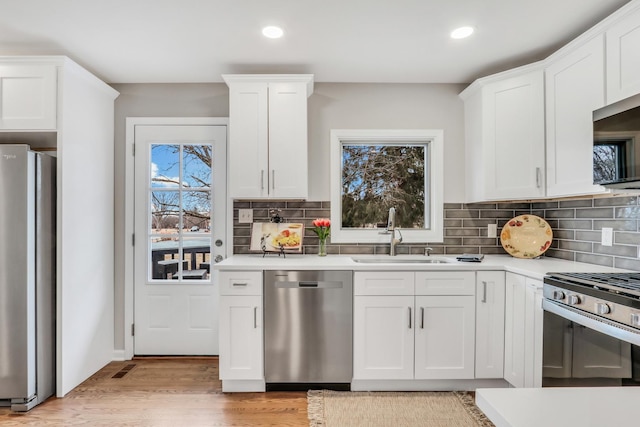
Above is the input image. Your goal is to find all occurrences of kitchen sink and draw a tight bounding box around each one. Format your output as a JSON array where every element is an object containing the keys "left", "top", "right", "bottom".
[{"left": 351, "top": 256, "right": 452, "bottom": 264}]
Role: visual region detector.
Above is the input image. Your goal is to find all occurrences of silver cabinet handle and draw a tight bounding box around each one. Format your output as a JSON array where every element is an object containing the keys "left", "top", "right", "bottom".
[
  {"left": 408, "top": 307, "right": 412, "bottom": 329},
  {"left": 420, "top": 307, "right": 424, "bottom": 329},
  {"left": 232, "top": 282, "right": 248, "bottom": 287},
  {"left": 536, "top": 167, "right": 542, "bottom": 188},
  {"left": 272, "top": 170, "right": 275, "bottom": 190},
  {"left": 482, "top": 281, "right": 487, "bottom": 303},
  {"left": 261, "top": 170, "right": 265, "bottom": 190},
  {"left": 253, "top": 307, "right": 258, "bottom": 328}
]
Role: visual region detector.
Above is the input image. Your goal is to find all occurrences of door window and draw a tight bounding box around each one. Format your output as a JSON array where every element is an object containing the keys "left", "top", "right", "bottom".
[{"left": 149, "top": 143, "right": 212, "bottom": 281}]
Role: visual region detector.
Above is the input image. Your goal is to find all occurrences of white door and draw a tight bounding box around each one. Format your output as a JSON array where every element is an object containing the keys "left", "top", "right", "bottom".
[
  {"left": 414, "top": 295, "right": 475, "bottom": 380},
  {"left": 353, "top": 296, "right": 414, "bottom": 380},
  {"left": 134, "top": 124, "right": 226, "bottom": 355}
]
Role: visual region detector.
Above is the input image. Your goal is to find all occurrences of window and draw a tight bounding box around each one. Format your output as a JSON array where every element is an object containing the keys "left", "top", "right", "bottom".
[
  {"left": 593, "top": 139, "right": 631, "bottom": 184},
  {"left": 330, "top": 129, "right": 443, "bottom": 243},
  {"left": 149, "top": 143, "right": 212, "bottom": 281}
]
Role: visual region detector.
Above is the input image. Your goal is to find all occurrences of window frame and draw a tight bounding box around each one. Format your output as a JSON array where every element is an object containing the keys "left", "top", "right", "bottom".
[{"left": 330, "top": 129, "right": 444, "bottom": 244}]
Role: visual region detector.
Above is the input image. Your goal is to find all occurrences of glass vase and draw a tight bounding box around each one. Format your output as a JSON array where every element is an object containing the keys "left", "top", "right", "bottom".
[{"left": 318, "top": 239, "right": 327, "bottom": 257}]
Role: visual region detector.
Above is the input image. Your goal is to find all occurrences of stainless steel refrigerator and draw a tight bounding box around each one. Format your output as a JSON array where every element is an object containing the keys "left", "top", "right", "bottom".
[{"left": 0, "top": 144, "right": 56, "bottom": 411}]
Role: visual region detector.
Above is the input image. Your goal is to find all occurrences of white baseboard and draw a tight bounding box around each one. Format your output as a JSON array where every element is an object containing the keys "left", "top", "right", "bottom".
[{"left": 112, "top": 349, "right": 127, "bottom": 361}]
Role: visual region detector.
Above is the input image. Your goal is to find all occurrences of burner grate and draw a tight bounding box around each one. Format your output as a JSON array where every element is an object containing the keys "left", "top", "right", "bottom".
[{"left": 547, "top": 272, "right": 640, "bottom": 298}]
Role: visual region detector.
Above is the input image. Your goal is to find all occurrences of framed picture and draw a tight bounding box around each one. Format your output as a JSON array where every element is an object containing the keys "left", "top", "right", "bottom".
[{"left": 250, "top": 222, "right": 304, "bottom": 253}]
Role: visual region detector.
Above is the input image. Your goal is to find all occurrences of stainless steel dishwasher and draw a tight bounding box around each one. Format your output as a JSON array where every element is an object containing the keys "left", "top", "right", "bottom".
[{"left": 264, "top": 270, "right": 353, "bottom": 390}]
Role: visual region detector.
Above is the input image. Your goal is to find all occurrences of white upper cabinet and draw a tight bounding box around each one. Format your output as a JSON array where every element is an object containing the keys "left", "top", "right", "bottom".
[
  {"left": 545, "top": 35, "right": 607, "bottom": 197},
  {"left": 461, "top": 66, "right": 546, "bottom": 202},
  {"left": 606, "top": 5, "right": 640, "bottom": 104},
  {"left": 0, "top": 64, "right": 57, "bottom": 130},
  {"left": 223, "top": 74, "right": 313, "bottom": 199}
]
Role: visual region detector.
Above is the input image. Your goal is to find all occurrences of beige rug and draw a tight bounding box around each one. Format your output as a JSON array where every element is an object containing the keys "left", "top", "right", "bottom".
[{"left": 307, "top": 390, "right": 495, "bottom": 427}]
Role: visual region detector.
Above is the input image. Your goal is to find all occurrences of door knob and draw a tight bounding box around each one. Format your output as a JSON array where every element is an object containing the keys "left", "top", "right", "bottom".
[{"left": 214, "top": 255, "right": 224, "bottom": 263}]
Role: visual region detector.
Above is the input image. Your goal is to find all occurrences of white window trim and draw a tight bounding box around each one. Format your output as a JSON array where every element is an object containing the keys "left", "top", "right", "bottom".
[{"left": 330, "top": 129, "right": 444, "bottom": 244}]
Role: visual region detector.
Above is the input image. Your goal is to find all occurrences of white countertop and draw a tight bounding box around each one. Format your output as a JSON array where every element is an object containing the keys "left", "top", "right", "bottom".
[
  {"left": 476, "top": 387, "right": 640, "bottom": 427},
  {"left": 214, "top": 254, "right": 629, "bottom": 280}
]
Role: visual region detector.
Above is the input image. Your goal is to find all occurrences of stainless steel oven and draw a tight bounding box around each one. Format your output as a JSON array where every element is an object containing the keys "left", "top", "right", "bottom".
[{"left": 542, "top": 273, "right": 640, "bottom": 387}]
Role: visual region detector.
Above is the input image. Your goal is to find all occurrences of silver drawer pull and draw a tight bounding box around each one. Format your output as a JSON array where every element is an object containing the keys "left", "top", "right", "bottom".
[
  {"left": 482, "top": 281, "right": 487, "bottom": 303},
  {"left": 254, "top": 307, "right": 258, "bottom": 328},
  {"left": 232, "top": 282, "right": 248, "bottom": 287}
]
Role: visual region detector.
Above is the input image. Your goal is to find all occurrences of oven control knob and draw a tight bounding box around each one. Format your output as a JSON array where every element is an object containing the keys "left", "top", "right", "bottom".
[
  {"left": 631, "top": 313, "right": 640, "bottom": 327},
  {"left": 567, "top": 294, "right": 581, "bottom": 305},
  {"left": 596, "top": 302, "right": 611, "bottom": 315},
  {"left": 552, "top": 290, "right": 565, "bottom": 301}
]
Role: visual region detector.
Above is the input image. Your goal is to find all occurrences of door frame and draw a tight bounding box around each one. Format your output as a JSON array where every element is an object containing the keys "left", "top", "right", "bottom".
[{"left": 124, "top": 117, "right": 230, "bottom": 360}]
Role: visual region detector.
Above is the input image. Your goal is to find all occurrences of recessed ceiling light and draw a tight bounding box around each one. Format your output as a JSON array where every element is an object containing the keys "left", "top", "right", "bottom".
[
  {"left": 450, "top": 26, "right": 474, "bottom": 39},
  {"left": 262, "top": 26, "right": 284, "bottom": 39}
]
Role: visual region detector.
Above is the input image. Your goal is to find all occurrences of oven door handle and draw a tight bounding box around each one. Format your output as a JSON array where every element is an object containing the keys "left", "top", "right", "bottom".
[{"left": 542, "top": 299, "right": 640, "bottom": 347}]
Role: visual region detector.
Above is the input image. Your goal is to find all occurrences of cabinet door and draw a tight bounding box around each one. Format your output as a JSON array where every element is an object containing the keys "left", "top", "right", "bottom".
[
  {"left": 483, "top": 70, "right": 545, "bottom": 200},
  {"left": 475, "top": 272, "right": 506, "bottom": 379},
  {"left": 227, "top": 82, "right": 269, "bottom": 198},
  {"left": 353, "top": 296, "right": 414, "bottom": 380},
  {"left": 606, "top": 6, "right": 640, "bottom": 103},
  {"left": 0, "top": 64, "right": 57, "bottom": 130},
  {"left": 546, "top": 35, "right": 607, "bottom": 197},
  {"left": 268, "top": 82, "right": 308, "bottom": 199},
  {"left": 219, "top": 295, "right": 263, "bottom": 380},
  {"left": 414, "top": 295, "right": 475, "bottom": 380},
  {"left": 504, "top": 273, "right": 526, "bottom": 387},
  {"left": 524, "top": 278, "right": 544, "bottom": 388}
]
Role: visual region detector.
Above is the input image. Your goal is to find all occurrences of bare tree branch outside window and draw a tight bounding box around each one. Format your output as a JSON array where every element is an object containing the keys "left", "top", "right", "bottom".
[
  {"left": 151, "top": 144, "right": 212, "bottom": 231},
  {"left": 341, "top": 144, "right": 426, "bottom": 229}
]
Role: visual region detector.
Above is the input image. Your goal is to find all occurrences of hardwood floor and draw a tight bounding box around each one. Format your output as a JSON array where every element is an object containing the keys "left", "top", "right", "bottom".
[{"left": 0, "top": 357, "right": 308, "bottom": 426}]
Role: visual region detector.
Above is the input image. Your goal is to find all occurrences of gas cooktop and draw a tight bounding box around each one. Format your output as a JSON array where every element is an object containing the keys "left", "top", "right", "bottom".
[{"left": 546, "top": 272, "right": 640, "bottom": 298}]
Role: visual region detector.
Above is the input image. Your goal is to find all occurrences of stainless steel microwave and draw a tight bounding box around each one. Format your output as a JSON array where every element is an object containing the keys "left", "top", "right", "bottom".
[{"left": 593, "top": 92, "right": 640, "bottom": 189}]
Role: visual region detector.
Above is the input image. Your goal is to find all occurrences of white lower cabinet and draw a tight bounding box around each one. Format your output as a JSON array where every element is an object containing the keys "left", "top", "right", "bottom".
[
  {"left": 218, "top": 271, "right": 263, "bottom": 390},
  {"left": 414, "top": 295, "right": 476, "bottom": 379},
  {"left": 504, "top": 272, "right": 543, "bottom": 388},
  {"left": 219, "top": 295, "right": 263, "bottom": 381},
  {"left": 353, "top": 296, "right": 414, "bottom": 380},
  {"left": 475, "top": 271, "right": 506, "bottom": 379},
  {"left": 353, "top": 271, "right": 476, "bottom": 381}
]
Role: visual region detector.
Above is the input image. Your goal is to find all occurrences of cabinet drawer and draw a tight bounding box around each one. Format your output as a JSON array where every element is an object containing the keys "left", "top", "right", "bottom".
[
  {"left": 219, "top": 271, "right": 262, "bottom": 295},
  {"left": 354, "top": 271, "right": 414, "bottom": 295},
  {"left": 415, "top": 272, "right": 475, "bottom": 295}
]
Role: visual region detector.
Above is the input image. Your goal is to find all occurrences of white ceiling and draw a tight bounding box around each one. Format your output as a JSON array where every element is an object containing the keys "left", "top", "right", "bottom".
[{"left": 0, "top": 0, "right": 632, "bottom": 84}]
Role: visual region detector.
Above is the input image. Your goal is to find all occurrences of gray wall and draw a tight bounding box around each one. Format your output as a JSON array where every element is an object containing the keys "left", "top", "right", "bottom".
[{"left": 112, "top": 82, "right": 467, "bottom": 351}]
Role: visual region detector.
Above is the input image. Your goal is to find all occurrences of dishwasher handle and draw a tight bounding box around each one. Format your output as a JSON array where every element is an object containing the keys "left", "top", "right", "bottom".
[{"left": 274, "top": 280, "right": 344, "bottom": 289}]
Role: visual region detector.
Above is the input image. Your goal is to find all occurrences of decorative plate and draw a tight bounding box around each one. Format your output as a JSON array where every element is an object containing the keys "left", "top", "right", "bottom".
[{"left": 500, "top": 215, "right": 553, "bottom": 259}]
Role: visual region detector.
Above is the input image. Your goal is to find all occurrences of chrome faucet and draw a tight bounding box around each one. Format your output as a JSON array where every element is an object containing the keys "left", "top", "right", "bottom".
[{"left": 380, "top": 207, "right": 403, "bottom": 255}]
